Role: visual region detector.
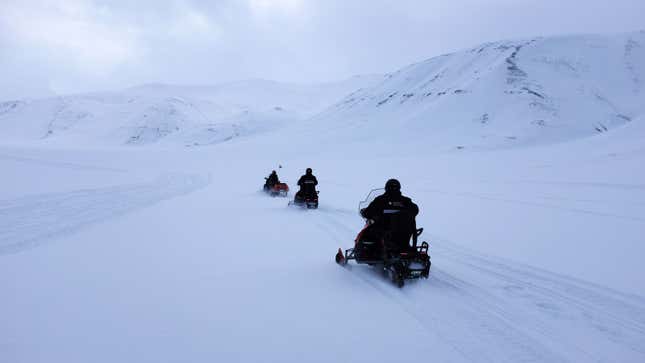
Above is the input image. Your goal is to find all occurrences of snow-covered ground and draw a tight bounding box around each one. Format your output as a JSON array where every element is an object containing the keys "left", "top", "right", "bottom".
[{"left": 2, "top": 31, "right": 645, "bottom": 362}]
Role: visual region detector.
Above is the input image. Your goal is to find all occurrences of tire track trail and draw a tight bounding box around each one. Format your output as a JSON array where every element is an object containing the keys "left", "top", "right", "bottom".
[
  {"left": 0, "top": 173, "right": 211, "bottom": 255},
  {"left": 314, "top": 208, "right": 645, "bottom": 362},
  {"left": 315, "top": 210, "right": 563, "bottom": 362},
  {"left": 430, "top": 241, "right": 645, "bottom": 358}
]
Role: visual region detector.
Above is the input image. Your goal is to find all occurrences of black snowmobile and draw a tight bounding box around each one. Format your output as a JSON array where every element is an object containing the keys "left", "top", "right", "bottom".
[
  {"left": 335, "top": 188, "right": 431, "bottom": 287},
  {"left": 288, "top": 181, "right": 319, "bottom": 209}
]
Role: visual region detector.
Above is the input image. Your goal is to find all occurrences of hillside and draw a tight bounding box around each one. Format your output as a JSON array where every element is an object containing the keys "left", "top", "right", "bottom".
[
  {"left": 2, "top": 31, "right": 645, "bottom": 363},
  {"left": 0, "top": 76, "right": 382, "bottom": 147},
  {"left": 3, "top": 32, "right": 644, "bottom": 151},
  {"left": 303, "top": 31, "right": 645, "bottom": 151}
]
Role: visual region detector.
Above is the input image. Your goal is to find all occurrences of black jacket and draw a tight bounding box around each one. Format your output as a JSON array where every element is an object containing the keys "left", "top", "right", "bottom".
[
  {"left": 361, "top": 191, "right": 419, "bottom": 250},
  {"left": 266, "top": 173, "right": 279, "bottom": 186},
  {"left": 361, "top": 192, "right": 418, "bottom": 221},
  {"left": 298, "top": 174, "right": 318, "bottom": 195},
  {"left": 297, "top": 174, "right": 318, "bottom": 186}
]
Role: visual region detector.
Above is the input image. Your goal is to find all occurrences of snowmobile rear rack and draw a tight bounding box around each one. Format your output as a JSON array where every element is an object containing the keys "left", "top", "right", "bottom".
[
  {"left": 336, "top": 230, "right": 431, "bottom": 287},
  {"left": 288, "top": 190, "right": 319, "bottom": 209}
]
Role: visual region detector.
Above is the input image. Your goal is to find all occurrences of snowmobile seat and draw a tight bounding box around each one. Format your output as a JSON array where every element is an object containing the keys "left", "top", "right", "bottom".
[{"left": 379, "top": 210, "right": 417, "bottom": 254}]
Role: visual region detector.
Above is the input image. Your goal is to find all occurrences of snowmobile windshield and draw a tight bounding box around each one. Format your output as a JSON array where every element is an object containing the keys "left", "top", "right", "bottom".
[{"left": 358, "top": 188, "right": 385, "bottom": 215}]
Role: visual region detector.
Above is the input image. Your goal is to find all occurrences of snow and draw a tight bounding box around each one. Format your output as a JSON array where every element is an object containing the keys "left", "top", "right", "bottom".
[
  {"left": 2, "top": 31, "right": 645, "bottom": 362},
  {"left": 304, "top": 30, "right": 645, "bottom": 152},
  {"left": 0, "top": 76, "right": 382, "bottom": 147}
]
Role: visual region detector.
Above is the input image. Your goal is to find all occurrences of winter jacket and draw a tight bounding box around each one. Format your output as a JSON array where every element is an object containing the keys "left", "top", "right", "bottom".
[
  {"left": 266, "top": 173, "right": 279, "bottom": 186},
  {"left": 361, "top": 191, "right": 419, "bottom": 250},
  {"left": 297, "top": 173, "right": 318, "bottom": 194},
  {"left": 361, "top": 192, "right": 418, "bottom": 221}
]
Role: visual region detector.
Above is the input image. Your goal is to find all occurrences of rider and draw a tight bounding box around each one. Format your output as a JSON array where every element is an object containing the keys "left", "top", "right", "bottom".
[
  {"left": 265, "top": 170, "right": 280, "bottom": 190},
  {"left": 296, "top": 168, "right": 318, "bottom": 200},
  {"left": 360, "top": 179, "right": 419, "bottom": 253}
]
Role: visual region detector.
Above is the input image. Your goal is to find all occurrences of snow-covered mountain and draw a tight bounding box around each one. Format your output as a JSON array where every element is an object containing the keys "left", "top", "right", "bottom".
[
  {"left": 306, "top": 30, "right": 645, "bottom": 150},
  {"left": 0, "top": 76, "right": 382, "bottom": 147},
  {"left": 2, "top": 31, "right": 645, "bottom": 363},
  {"left": 3, "top": 32, "right": 644, "bottom": 150}
]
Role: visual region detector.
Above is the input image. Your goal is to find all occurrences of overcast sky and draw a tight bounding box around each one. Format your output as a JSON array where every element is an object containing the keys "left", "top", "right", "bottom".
[{"left": 1, "top": 0, "right": 644, "bottom": 100}]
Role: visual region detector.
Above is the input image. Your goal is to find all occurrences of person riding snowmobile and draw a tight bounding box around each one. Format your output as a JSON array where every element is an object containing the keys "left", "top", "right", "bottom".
[
  {"left": 360, "top": 179, "right": 419, "bottom": 254},
  {"left": 265, "top": 170, "right": 280, "bottom": 189},
  {"left": 296, "top": 168, "right": 318, "bottom": 199},
  {"left": 335, "top": 180, "right": 430, "bottom": 285}
]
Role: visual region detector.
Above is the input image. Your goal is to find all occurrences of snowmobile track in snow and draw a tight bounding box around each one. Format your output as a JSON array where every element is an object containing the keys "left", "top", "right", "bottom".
[
  {"left": 315, "top": 210, "right": 645, "bottom": 362},
  {"left": 0, "top": 173, "right": 210, "bottom": 255}
]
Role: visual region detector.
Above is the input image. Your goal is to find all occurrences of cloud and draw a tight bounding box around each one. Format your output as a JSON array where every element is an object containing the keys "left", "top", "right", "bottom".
[
  {"left": 249, "top": 0, "right": 304, "bottom": 14},
  {"left": 1, "top": 0, "right": 644, "bottom": 100},
  {"left": 168, "top": 7, "right": 219, "bottom": 40},
  {"left": 1, "top": 0, "right": 140, "bottom": 74}
]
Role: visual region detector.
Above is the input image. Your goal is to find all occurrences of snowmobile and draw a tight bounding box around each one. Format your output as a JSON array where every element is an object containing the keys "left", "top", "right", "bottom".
[
  {"left": 288, "top": 183, "right": 319, "bottom": 209},
  {"left": 271, "top": 182, "right": 289, "bottom": 197},
  {"left": 264, "top": 181, "right": 289, "bottom": 197},
  {"left": 263, "top": 174, "right": 290, "bottom": 197},
  {"left": 335, "top": 188, "right": 431, "bottom": 287}
]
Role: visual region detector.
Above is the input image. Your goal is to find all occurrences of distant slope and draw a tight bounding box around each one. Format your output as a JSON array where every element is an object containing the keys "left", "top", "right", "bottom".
[
  {"left": 308, "top": 31, "right": 645, "bottom": 151},
  {"left": 3, "top": 31, "right": 644, "bottom": 150},
  {"left": 0, "top": 76, "right": 382, "bottom": 147},
  {"left": 126, "top": 76, "right": 382, "bottom": 119}
]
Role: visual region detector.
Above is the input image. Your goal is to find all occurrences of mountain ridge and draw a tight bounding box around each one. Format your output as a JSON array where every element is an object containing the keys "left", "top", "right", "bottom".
[
  {"left": 1, "top": 31, "right": 643, "bottom": 149},
  {"left": 306, "top": 30, "right": 645, "bottom": 151}
]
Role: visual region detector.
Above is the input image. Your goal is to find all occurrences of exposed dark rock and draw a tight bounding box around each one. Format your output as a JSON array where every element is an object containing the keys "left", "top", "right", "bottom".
[
  {"left": 522, "top": 87, "right": 545, "bottom": 99},
  {"left": 376, "top": 92, "right": 398, "bottom": 107}
]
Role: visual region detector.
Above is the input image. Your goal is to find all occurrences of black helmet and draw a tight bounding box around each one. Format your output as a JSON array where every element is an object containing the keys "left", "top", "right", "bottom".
[
  {"left": 306, "top": 168, "right": 312, "bottom": 174},
  {"left": 385, "top": 178, "right": 401, "bottom": 193},
  {"left": 271, "top": 170, "right": 276, "bottom": 174}
]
